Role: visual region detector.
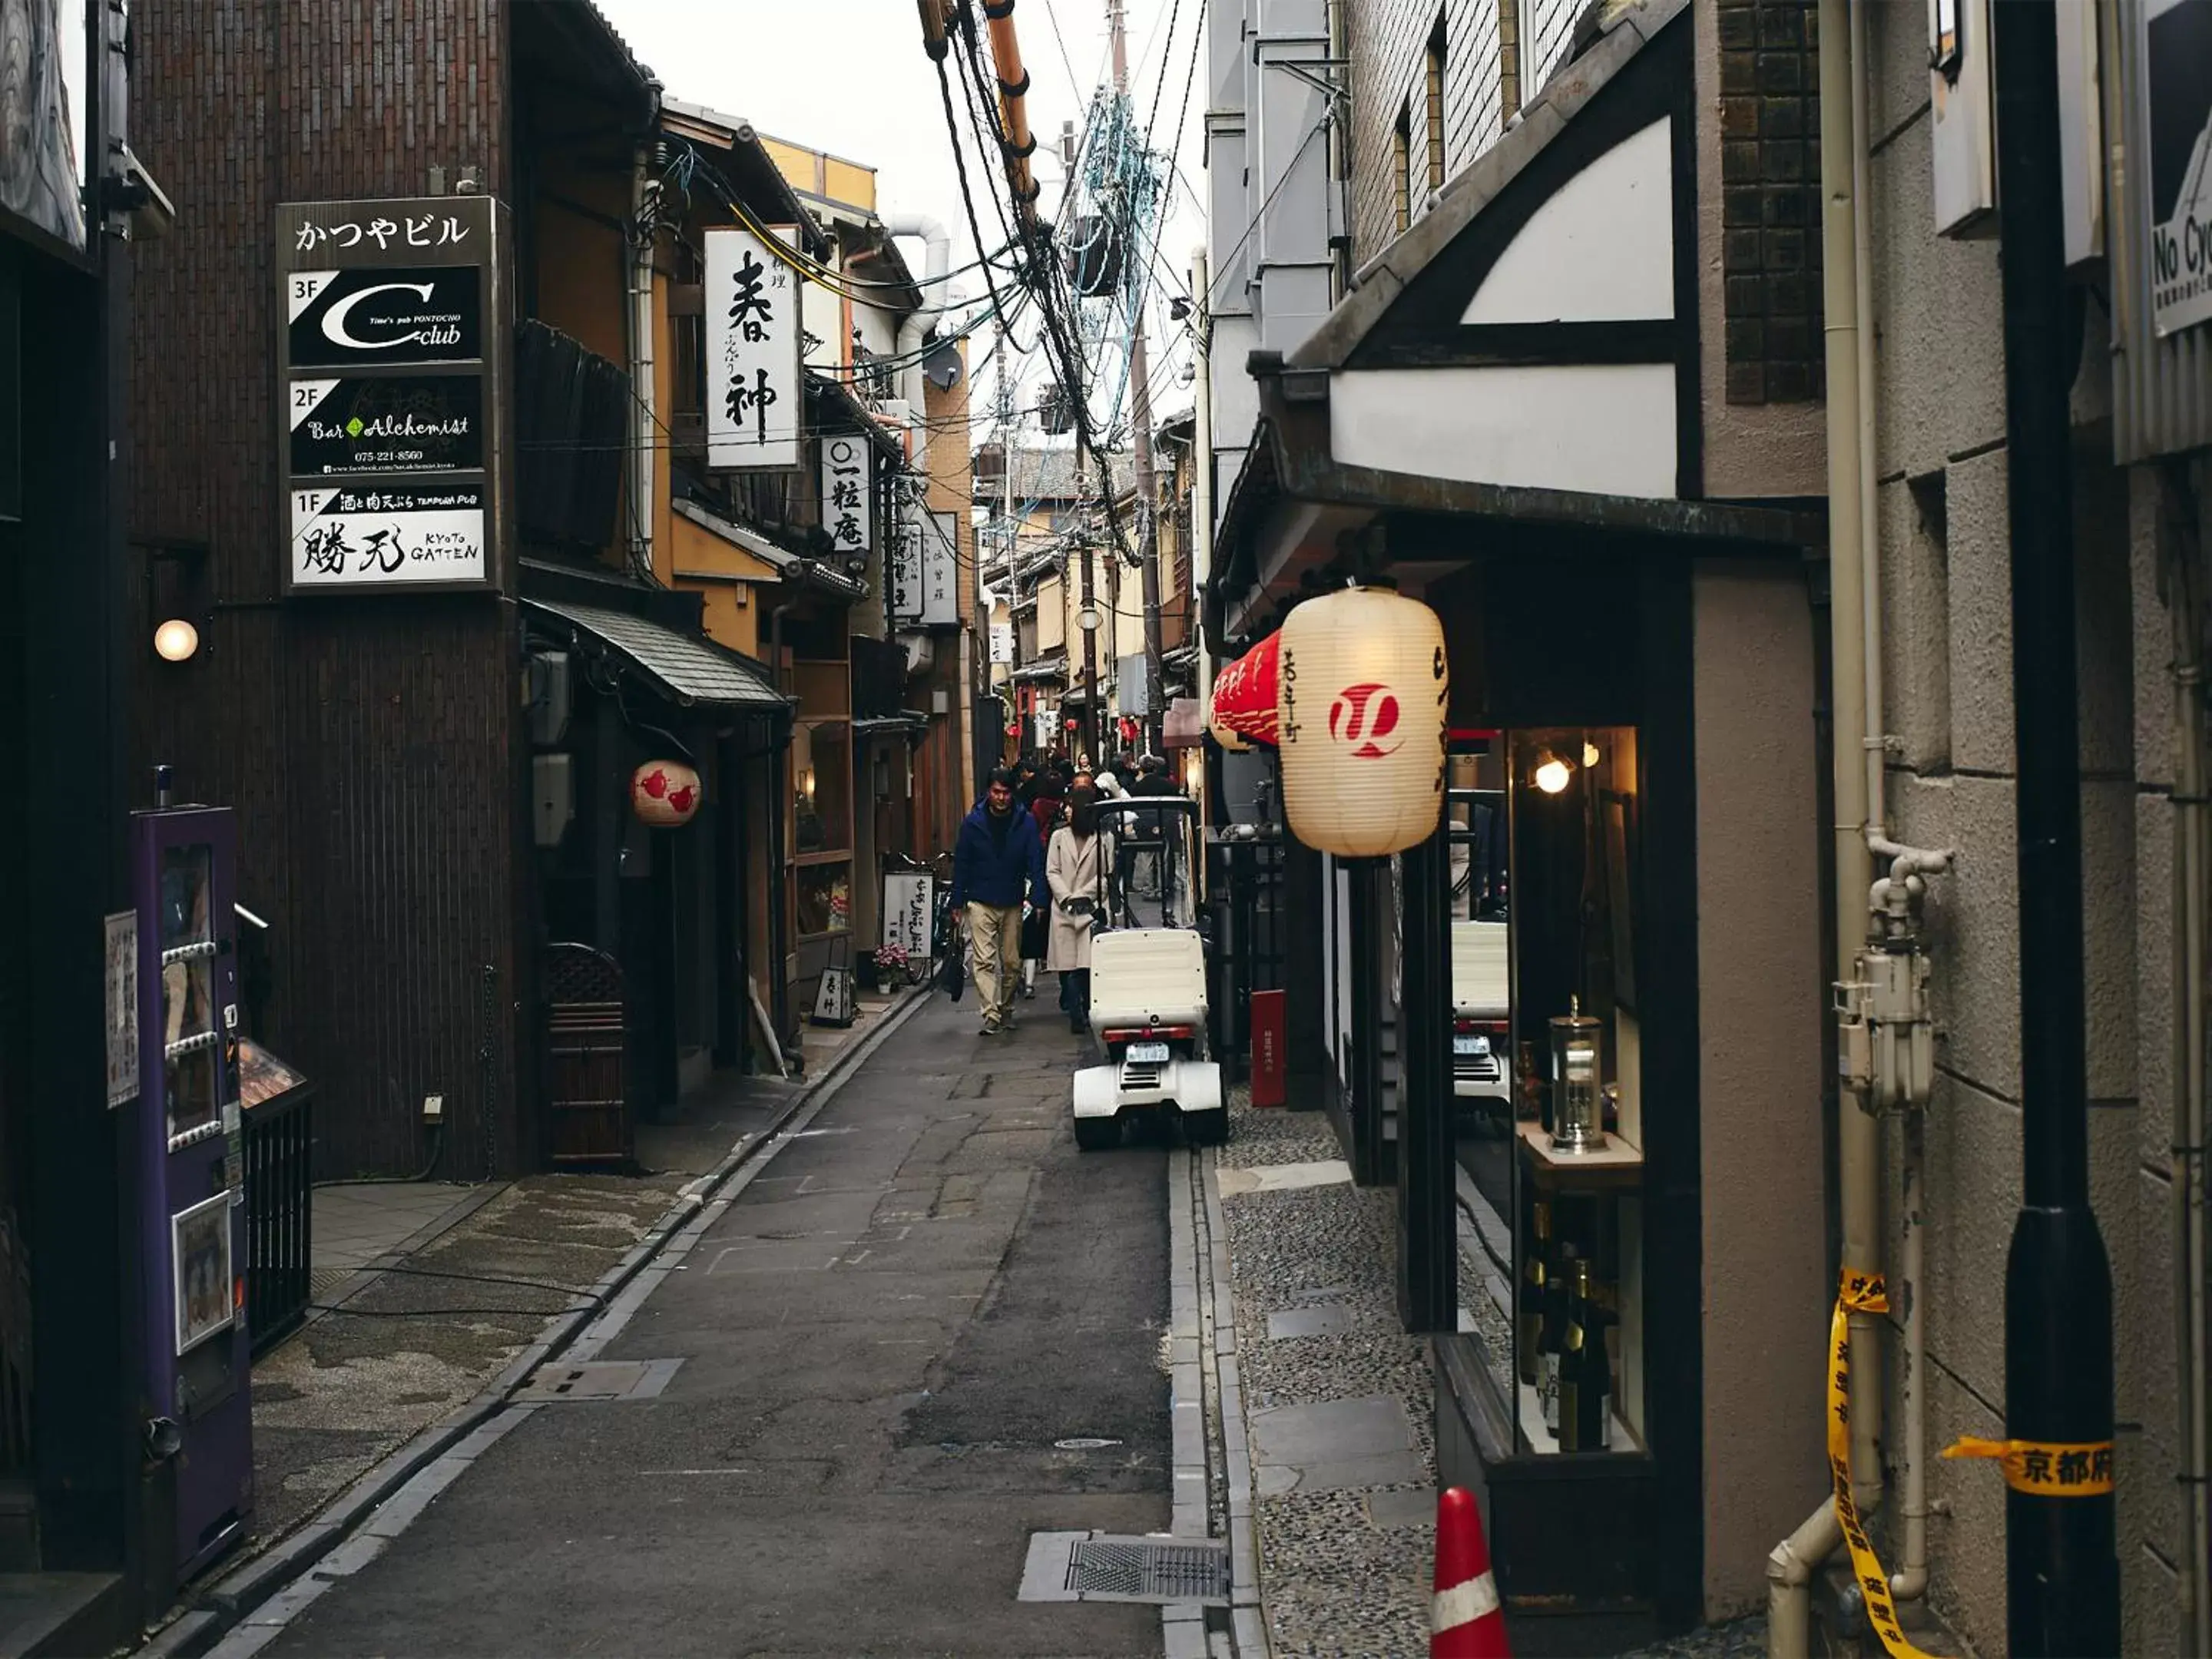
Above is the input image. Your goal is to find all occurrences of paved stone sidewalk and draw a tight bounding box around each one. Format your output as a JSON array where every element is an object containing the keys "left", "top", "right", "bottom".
[{"left": 1214, "top": 1091, "right": 1436, "bottom": 1659}]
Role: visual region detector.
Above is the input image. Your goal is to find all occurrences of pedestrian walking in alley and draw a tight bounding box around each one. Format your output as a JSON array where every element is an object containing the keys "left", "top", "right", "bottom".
[
  {"left": 1047, "top": 785, "right": 1114, "bottom": 1033},
  {"left": 1019, "top": 766, "right": 1069, "bottom": 1001},
  {"left": 951, "top": 767, "right": 1047, "bottom": 1036}
]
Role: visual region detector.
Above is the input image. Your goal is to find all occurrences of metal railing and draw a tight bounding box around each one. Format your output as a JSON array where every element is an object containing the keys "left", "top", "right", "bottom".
[
  {"left": 1206, "top": 833, "right": 1286, "bottom": 1081},
  {"left": 242, "top": 1084, "right": 313, "bottom": 1356}
]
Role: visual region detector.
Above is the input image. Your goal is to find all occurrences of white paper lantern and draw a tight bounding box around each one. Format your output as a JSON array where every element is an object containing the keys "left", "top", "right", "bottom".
[
  {"left": 631, "top": 760, "right": 703, "bottom": 828},
  {"left": 1276, "top": 587, "right": 1448, "bottom": 857}
]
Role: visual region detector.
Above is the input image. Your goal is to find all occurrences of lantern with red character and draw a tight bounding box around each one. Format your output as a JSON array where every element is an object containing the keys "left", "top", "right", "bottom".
[
  {"left": 631, "top": 760, "right": 703, "bottom": 828},
  {"left": 1275, "top": 586, "right": 1447, "bottom": 858}
]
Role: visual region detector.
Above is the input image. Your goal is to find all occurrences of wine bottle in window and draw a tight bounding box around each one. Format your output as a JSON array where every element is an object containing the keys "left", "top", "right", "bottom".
[
  {"left": 1517, "top": 1197, "right": 1550, "bottom": 1387},
  {"left": 1539, "top": 1242, "right": 1572, "bottom": 1435},
  {"left": 1558, "top": 1256, "right": 1612, "bottom": 1452}
]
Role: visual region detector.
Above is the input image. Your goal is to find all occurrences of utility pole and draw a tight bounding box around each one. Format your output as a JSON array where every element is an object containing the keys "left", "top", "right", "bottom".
[
  {"left": 1992, "top": 1, "right": 2118, "bottom": 1651},
  {"left": 1078, "top": 467, "right": 1101, "bottom": 765},
  {"left": 1105, "top": 0, "right": 1166, "bottom": 754},
  {"left": 1190, "top": 247, "right": 1216, "bottom": 822}
]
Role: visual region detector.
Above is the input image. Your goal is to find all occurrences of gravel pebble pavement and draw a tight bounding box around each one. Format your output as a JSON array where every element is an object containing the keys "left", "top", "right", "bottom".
[{"left": 1218, "top": 1091, "right": 1435, "bottom": 1657}]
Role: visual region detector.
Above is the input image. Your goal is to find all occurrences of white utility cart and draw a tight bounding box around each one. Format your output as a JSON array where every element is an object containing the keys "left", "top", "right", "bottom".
[{"left": 1071, "top": 796, "right": 1226, "bottom": 1150}]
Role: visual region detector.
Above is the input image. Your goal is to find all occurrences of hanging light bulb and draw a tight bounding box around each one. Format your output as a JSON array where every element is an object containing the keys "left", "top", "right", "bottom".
[
  {"left": 154, "top": 618, "right": 200, "bottom": 663},
  {"left": 1534, "top": 753, "right": 1573, "bottom": 795}
]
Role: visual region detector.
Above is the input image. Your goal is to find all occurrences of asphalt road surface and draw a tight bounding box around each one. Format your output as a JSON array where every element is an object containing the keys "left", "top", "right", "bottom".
[{"left": 262, "top": 991, "right": 1171, "bottom": 1658}]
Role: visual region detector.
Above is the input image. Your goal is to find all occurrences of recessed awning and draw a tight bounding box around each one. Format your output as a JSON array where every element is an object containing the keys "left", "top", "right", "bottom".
[
  {"left": 523, "top": 597, "right": 788, "bottom": 712},
  {"left": 1011, "top": 653, "right": 1068, "bottom": 684}
]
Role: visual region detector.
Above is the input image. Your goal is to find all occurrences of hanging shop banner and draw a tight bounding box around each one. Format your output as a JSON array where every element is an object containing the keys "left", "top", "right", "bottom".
[
  {"left": 286, "top": 266, "right": 482, "bottom": 367},
  {"left": 705, "top": 225, "right": 803, "bottom": 470},
  {"left": 820, "top": 434, "right": 874, "bottom": 560},
  {"left": 277, "top": 195, "right": 505, "bottom": 597},
  {"left": 290, "top": 483, "right": 487, "bottom": 588},
  {"left": 0, "top": 0, "right": 88, "bottom": 251},
  {"left": 922, "top": 510, "right": 961, "bottom": 628},
  {"left": 990, "top": 623, "right": 1015, "bottom": 664},
  {"left": 288, "top": 375, "right": 483, "bottom": 476},
  {"left": 886, "top": 481, "right": 926, "bottom": 624},
  {"left": 2148, "top": 0, "right": 2212, "bottom": 336}
]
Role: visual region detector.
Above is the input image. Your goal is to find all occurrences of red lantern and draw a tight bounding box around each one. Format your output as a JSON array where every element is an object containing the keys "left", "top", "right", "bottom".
[
  {"left": 1276, "top": 588, "right": 1447, "bottom": 857},
  {"left": 1209, "top": 632, "right": 1280, "bottom": 748},
  {"left": 631, "top": 760, "right": 703, "bottom": 828}
]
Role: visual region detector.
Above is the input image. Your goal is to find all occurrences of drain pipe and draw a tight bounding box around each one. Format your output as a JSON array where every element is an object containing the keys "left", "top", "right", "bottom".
[
  {"left": 2166, "top": 472, "right": 2212, "bottom": 1658},
  {"left": 1767, "top": 0, "right": 1877, "bottom": 1646},
  {"left": 628, "top": 143, "right": 660, "bottom": 581},
  {"left": 886, "top": 212, "right": 953, "bottom": 471}
]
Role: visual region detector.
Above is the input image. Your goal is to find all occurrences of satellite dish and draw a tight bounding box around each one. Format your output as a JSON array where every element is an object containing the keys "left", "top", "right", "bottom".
[{"left": 924, "top": 342, "right": 965, "bottom": 392}]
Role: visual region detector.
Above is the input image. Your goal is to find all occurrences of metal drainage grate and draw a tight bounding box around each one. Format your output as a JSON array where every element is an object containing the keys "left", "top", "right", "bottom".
[
  {"left": 512, "top": 1359, "right": 683, "bottom": 1403},
  {"left": 1019, "top": 1532, "right": 1230, "bottom": 1605}
]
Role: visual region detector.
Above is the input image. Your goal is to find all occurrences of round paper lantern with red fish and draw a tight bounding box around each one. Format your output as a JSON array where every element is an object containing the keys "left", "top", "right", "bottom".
[
  {"left": 1276, "top": 587, "right": 1447, "bottom": 857},
  {"left": 631, "top": 760, "right": 703, "bottom": 828},
  {"left": 1209, "top": 631, "right": 1281, "bottom": 750}
]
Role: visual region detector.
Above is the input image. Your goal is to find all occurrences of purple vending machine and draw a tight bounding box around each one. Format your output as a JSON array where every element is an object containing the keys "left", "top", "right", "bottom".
[{"left": 131, "top": 801, "right": 254, "bottom": 1578}]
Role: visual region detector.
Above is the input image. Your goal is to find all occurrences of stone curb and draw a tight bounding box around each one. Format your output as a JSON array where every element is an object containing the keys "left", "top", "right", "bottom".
[{"left": 137, "top": 984, "right": 932, "bottom": 1658}]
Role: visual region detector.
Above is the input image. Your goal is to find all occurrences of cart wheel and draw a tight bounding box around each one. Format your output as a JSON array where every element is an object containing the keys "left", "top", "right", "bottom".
[
  {"left": 1184, "top": 1109, "right": 1229, "bottom": 1147},
  {"left": 1075, "top": 1115, "right": 1120, "bottom": 1152}
]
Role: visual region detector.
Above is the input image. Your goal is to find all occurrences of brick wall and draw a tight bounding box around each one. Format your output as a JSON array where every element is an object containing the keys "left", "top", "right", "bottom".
[
  {"left": 129, "top": 1, "right": 528, "bottom": 1177},
  {"left": 1347, "top": 0, "right": 1502, "bottom": 268},
  {"left": 1717, "top": 0, "right": 1823, "bottom": 403}
]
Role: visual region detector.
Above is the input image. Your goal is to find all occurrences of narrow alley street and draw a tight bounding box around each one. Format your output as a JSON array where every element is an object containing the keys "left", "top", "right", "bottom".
[{"left": 231, "top": 997, "right": 1173, "bottom": 1658}]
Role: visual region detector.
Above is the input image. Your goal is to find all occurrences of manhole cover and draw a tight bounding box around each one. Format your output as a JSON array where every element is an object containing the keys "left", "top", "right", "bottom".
[
  {"left": 1068, "top": 1537, "right": 1230, "bottom": 1603},
  {"left": 1018, "top": 1532, "right": 1230, "bottom": 1605},
  {"left": 1054, "top": 1436, "right": 1122, "bottom": 1450},
  {"left": 512, "top": 1359, "right": 683, "bottom": 1403}
]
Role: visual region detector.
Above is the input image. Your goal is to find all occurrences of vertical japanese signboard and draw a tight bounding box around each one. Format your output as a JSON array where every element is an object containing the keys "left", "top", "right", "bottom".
[
  {"left": 820, "top": 434, "right": 873, "bottom": 561},
  {"left": 2148, "top": 0, "right": 2212, "bottom": 336},
  {"left": 886, "top": 475, "right": 926, "bottom": 624},
  {"left": 277, "top": 196, "right": 505, "bottom": 594},
  {"left": 705, "top": 226, "right": 802, "bottom": 469},
  {"left": 922, "top": 510, "right": 960, "bottom": 628}
]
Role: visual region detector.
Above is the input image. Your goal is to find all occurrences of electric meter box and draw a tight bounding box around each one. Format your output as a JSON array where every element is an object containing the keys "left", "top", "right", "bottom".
[{"left": 532, "top": 753, "right": 575, "bottom": 848}]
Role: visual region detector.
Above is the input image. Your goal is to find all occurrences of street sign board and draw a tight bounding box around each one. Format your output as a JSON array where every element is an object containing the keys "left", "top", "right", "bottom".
[
  {"left": 290, "top": 482, "right": 488, "bottom": 587},
  {"left": 288, "top": 374, "right": 483, "bottom": 475},
  {"left": 276, "top": 195, "right": 505, "bottom": 596}
]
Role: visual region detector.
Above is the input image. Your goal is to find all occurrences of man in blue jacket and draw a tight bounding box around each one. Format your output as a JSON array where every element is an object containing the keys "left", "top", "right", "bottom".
[{"left": 951, "top": 767, "right": 1048, "bottom": 1035}]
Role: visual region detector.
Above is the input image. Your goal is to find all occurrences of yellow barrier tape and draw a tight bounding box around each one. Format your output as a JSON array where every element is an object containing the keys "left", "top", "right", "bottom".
[
  {"left": 1829, "top": 1271, "right": 1939, "bottom": 1659},
  {"left": 1941, "top": 1435, "right": 2114, "bottom": 1497}
]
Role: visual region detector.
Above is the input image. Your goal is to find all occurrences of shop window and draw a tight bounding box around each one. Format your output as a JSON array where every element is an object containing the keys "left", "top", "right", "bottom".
[
  {"left": 796, "top": 863, "right": 851, "bottom": 937},
  {"left": 792, "top": 722, "right": 853, "bottom": 855},
  {"left": 1449, "top": 727, "right": 1645, "bottom": 1457},
  {"left": 1394, "top": 106, "right": 1414, "bottom": 233},
  {"left": 1426, "top": 19, "right": 1449, "bottom": 196}
]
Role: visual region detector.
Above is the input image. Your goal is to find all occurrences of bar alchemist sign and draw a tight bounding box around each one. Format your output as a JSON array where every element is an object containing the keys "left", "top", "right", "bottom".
[{"left": 276, "top": 197, "right": 508, "bottom": 593}]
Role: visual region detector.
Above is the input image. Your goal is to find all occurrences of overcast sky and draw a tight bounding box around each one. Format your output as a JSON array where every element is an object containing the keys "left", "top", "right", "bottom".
[{"left": 599, "top": 0, "right": 1208, "bottom": 444}]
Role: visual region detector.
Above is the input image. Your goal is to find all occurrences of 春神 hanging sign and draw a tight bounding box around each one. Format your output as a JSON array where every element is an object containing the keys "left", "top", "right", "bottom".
[{"left": 705, "top": 226, "right": 803, "bottom": 471}]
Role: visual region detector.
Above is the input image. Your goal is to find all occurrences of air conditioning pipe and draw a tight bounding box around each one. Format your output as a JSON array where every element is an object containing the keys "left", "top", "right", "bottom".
[{"left": 886, "top": 212, "right": 952, "bottom": 474}]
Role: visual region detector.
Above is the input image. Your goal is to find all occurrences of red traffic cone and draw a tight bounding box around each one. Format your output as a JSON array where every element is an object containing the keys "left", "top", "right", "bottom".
[{"left": 1432, "top": 1485, "right": 1509, "bottom": 1657}]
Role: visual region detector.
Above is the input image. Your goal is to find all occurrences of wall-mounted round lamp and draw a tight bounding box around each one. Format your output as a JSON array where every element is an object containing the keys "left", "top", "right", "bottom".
[
  {"left": 154, "top": 618, "right": 200, "bottom": 663},
  {"left": 1533, "top": 753, "right": 1574, "bottom": 795},
  {"left": 1077, "top": 601, "right": 1103, "bottom": 632}
]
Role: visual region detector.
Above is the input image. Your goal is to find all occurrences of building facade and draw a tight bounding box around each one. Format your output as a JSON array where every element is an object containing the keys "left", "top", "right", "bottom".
[{"left": 1201, "top": 0, "right": 2212, "bottom": 1650}]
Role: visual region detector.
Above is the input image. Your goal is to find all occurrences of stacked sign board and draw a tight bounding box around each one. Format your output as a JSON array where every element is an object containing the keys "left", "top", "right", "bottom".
[{"left": 277, "top": 197, "right": 506, "bottom": 594}]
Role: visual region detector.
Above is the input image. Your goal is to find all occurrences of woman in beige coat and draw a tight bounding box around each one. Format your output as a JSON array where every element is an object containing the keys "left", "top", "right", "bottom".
[{"left": 1046, "top": 786, "right": 1114, "bottom": 1033}]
